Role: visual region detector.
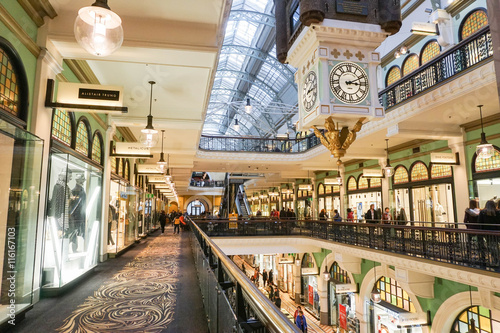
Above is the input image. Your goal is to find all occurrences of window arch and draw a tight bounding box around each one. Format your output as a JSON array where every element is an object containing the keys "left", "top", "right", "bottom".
[
  {"left": 410, "top": 162, "right": 429, "bottom": 182},
  {"left": 51, "top": 109, "right": 72, "bottom": 146},
  {"left": 376, "top": 276, "right": 416, "bottom": 312},
  {"left": 394, "top": 166, "right": 409, "bottom": 184},
  {"left": 91, "top": 131, "right": 103, "bottom": 165},
  {"left": 370, "top": 178, "right": 382, "bottom": 188},
  {"left": 347, "top": 176, "right": 357, "bottom": 191},
  {"left": 460, "top": 9, "right": 488, "bottom": 41},
  {"left": 124, "top": 160, "right": 130, "bottom": 180},
  {"left": 358, "top": 175, "right": 368, "bottom": 190},
  {"left": 318, "top": 183, "right": 325, "bottom": 195},
  {"left": 420, "top": 40, "right": 440, "bottom": 65},
  {"left": 402, "top": 54, "right": 419, "bottom": 76},
  {"left": 75, "top": 118, "right": 90, "bottom": 156},
  {"left": 474, "top": 148, "right": 500, "bottom": 173},
  {"left": 452, "top": 306, "right": 493, "bottom": 333},
  {"left": 0, "top": 37, "right": 29, "bottom": 124},
  {"left": 386, "top": 66, "right": 401, "bottom": 86},
  {"left": 329, "top": 262, "right": 351, "bottom": 283},
  {"left": 430, "top": 164, "right": 452, "bottom": 179},
  {"left": 301, "top": 253, "right": 315, "bottom": 268}
]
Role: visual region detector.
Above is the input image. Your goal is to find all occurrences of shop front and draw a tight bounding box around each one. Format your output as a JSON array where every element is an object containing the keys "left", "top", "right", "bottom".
[
  {"left": 301, "top": 253, "right": 320, "bottom": 317},
  {"left": 318, "top": 183, "right": 341, "bottom": 220},
  {"left": 296, "top": 189, "right": 312, "bottom": 219},
  {"left": 347, "top": 175, "right": 382, "bottom": 221},
  {"left": 470, "top": 147, "right": 500, "bottom": 208},
  {"left": 328, "top": 262, "right": 358, "bottom": 332},
  {"left": 277, "top": 255, "right": 295, "bottom": 296},
  {"left": 281, "top": 189, "right": 294, "bottom": 213}
]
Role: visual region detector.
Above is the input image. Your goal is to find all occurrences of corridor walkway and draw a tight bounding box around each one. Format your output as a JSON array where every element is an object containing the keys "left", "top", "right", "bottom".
[{"left": 13, "top": 227, "right": 208, "bottom": 333}]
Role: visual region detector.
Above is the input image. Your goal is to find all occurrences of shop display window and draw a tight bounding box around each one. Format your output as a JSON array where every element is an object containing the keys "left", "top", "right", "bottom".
[
  {"left": 43, "top": 153, "right": 102, "bottom": 289},
  {"left": 376, "top": 277, "right": 415, "bottom": 312},
  {"left": 0, "top": 120, "right": 43, "bottom": 324},
  {"left": 108, "top": 179, "right": 138, "bottom": 254},
  {"left": 453, "top": 306, "right": 496, "bottom": 333}
]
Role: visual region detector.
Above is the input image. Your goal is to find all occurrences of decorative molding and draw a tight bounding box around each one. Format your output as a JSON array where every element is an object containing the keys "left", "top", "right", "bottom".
[
  {"left": 461, "top": 113, "right": 500, "bottom": 132},
  {"left": 446, "top": 0, "right": 477, "bottom": 17},
  {"left": 380, "top": 34, "right": 425, "bottom": 68},
  {"left": 402, "top": 0, "right": 426, "bottom": 20},
  {"left": 116, "top": 126, "right": 137, "bottom": 143},
  {"left": 0, "top": 3, "right": 40, "bottom": 57},
  {"left": 17, "top": 0, "right": 57, "bottom": 27},
  {"left": 64, "top": 59, "right": 100, "bottom": 85}
]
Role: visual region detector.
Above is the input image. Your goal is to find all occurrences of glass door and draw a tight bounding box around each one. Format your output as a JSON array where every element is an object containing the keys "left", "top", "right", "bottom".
[{"left": 412, "top": 187, "right": 432, "bottom": 225}]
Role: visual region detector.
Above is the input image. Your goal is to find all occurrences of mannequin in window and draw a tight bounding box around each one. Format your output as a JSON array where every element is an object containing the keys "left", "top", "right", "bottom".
[
  {"left": 69, "top": 174, "right": 86, "bottom": 252},
  {"left": 108, "top": 197, "right": 118, "bottom": 246},
  {"left": 50, "top": 168, "right": 72, "bottom": 232},
  {"left": 434, "top": 202, "right": 446, "bottom": 223}
]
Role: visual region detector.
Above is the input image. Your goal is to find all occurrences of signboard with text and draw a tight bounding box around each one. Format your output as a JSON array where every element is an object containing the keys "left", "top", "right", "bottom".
[
  {"left": 57, "top": 82, "right": 123, "bottom": 107},
  {"left": 339, "top": 304, "right": 347, "bottom": 329},
  {"left": 115, "top": 142, "right": 151, "bottom": 155}
]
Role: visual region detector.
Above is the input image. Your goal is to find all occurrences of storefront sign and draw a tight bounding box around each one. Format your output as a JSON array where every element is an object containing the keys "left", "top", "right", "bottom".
[
  {"left": 398, "top": 312, "right": 428, "bottom": 326},
  {"left": 115, "top": 142, "right": 151, "bottom": 155},
  {"left": 229, "top": 213, "right": 238, "bottom": 221},
  {"left": 430, "top": 152, "right": 459, "bottom": 165},
  {"left": 148, "top": 176, "right": 166, "bottom": 183},
  {"left": 308, "top": 285, "right": 314, "bottom": 304},
  {"left": 335, "top": 283, "right": 357, "bottom": 293},
  {"left": 228, "top": 222, "right": 238, "bottom": 229},
  {"left": 339, "top": 304, "right": 347, "bottom": 329},
  {"left": 301, "top": 267, "right": 319, "bottom": 275},
  {"left": 362, "top": 168, "right": 383, "bottom": 178},
  {"left": 279, "top": 257, "right": 294, "bottom": 264},
  {"left": 137, "top": 164, "right": 163, "bottom": 174},
  {"left": 57, "top": 82, "right": 123, "bottom": 106}
]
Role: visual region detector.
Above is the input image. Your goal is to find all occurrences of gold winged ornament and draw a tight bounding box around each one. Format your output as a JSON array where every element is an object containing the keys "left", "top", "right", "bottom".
[{"left": 312, "top": 116, "right": 366, "bottom": 164}]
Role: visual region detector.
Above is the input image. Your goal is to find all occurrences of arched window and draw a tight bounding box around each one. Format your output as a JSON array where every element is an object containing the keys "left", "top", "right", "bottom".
[
  {"left": 394, "top": 166, "right": 409, "bottom": 184},
  {"left": 386, "top": 66, "right": 401, "bottom": 86},
  {"left": 318, "top": 183, "right": 325, "bottom": 195},
  {"left": 91, "top": 131, "right": 103, "bottom": 165},
  {"left": 325, "top": 185, "right": 332, "bottom": 194},
  {"left": 402, "top": 54, "right": 419, "bottom": 76},
  {"left": 452, "top": 305, "right": 493, "bottom": 333},
  {"left": 329, "top": 262, "right": 351, "bottom": 283},
  {"left": 376, "top": 276, "right": 416, "bottom": 312},
  {"left": 75, "top": 119, "right": 90, "bottom": 156},
  {"left": 420, "top": 40, "right": 440, "bottom": 65},
  {"left": 358, "top": 176, "right": 368, "bottom": 190},
  {"left": 430, "top": 164, "right": 452, "bottom": 179},
  {"left": 301, "top": 253, "right": 315, "bottom": 268},
  {"left": 461, "top": 9, "right": 488, "bottom": 41},
  {"left": 187, "top": 200, "right": 207, "bottom": 216},
  {"left": 124, "top": 160, "right": 130, "bottom": 180},
  {"left": 51, "top": 109, "right": 72, "bottom": 146},
  {"left": 118, "top": 158, "right": 124, "bottom": 177},
  {"left": 474, "top": 148, "right": 500, "bottom": 173},
  {"left": 111, "top": 157, "right": 117, "bottom": 174},
  {"left": 410, "top": 162, "right": 429, "bottom": 182},
  {"left": 370, "top": 178, "right": 382, "bottom": 188},
  {"left": 347, "top": 176, "right": 357, "bottom": 191},
  {"left": 333, "top": 185, "right": 340, "bottom": 193}
]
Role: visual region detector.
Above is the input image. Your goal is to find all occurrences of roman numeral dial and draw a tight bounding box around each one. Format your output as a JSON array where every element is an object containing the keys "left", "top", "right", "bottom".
[
  {"left": 329, "top": 62, "right": 369, "bottom": 104},
  {"left": 302, "top": 71, "right": 318, "bottom": 112}
]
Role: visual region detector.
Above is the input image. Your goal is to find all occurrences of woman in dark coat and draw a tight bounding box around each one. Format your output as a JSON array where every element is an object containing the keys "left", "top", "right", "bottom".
[
  {"left": 478, "top": 200, "right": 500, "bottom": 266},
  {"left": 159, "top": 210, "right": 167, "bottom": 234}
]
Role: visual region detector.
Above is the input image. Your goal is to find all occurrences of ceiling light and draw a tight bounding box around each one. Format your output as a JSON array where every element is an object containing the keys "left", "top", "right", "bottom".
[
  {"left": 234, "top": 118, "right": 240, "bottom": 131},
  {"left": 476, "top": 105, "right": 493, "bottom": 159},
  {"left": 295, "top": 254, "right": 301, "bottom": 266},
  {"left": 157, "top": 130, "right": 167, "bottom": 173},
  {"left": 394, "top": 50, "right": 401, "bottom": 59},
  {"left": 383, "top": 139, "right": 394, "bottom": 177},
  {"left": 400, "top": 45, "right": 408, "bottom": 54},
  {"left": 74, "top": 0, "right": 123, "bottom": 57},
  {"left": 245, "top": 98, "right": 252, "bottom": 113},
  {"left": 140, "top": 81, "right": 159, "bottom": 147},
  {"left": 323, "top": 265, "right": 330, "bottom": 281},
  {"left": 371, "top": 262, "right": 381, "bottom": 303}
]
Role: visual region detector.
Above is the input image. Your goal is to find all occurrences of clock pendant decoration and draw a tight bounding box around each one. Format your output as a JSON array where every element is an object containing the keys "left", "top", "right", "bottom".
[
  {"left": 329, "top": 62, "right": 369, "bottom": 104},
  {"left": 302, "top": 71, "right": 318, "bottom": 112}
]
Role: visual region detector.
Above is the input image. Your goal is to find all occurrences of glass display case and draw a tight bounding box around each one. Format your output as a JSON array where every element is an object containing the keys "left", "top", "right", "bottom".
[
  {"left": 42, "top": 153, "right": 102, "bottom": 290},
  {"left": 0, "top": 120, "right": 43, "bottom": 325},
  {"left": 108, "top": 179, "right": 138, "bottom": 255}
]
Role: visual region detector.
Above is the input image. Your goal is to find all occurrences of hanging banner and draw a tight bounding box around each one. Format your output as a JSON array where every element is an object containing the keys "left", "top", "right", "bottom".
[
  {"left": 308, "top": 285, "right": 314, "bottom": 305},
  {"left": 137, "top": 164, "right": 163, "bottom": 174},
  {"left": 339, "top": 304, "right": 347, "bottom": 330},
  {"left": 148, "top": 176, "right": 167, "bottom": 183}
]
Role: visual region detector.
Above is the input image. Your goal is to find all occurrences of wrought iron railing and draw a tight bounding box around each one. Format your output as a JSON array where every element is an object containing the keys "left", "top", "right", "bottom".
[
  {"left": 199, "top": 134, "right": 322, "bottom": 153},
  {"left": 379, "top": 27, "right": 493, "bottom": 110},
  {"left": 188, "top": 217, "right": 301, "bottom": 333},
  {"left": 192, "top": 218, "right": 500, "bottom": 272}
]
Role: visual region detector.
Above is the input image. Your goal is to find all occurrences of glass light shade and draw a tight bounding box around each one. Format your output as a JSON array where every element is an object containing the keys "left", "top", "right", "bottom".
[
  {"left": 394, "top": 50, "right": 401, "bottom": 59},
  {"left": 476, "top": 143, "right": 493, "bottom": 159},
  {"left": 245, "top": 98, "right": 252, "bottom": 113},
  {"left": 140, "top": 128, "right": 158, "bottom": 147},
  {"left": 371, "top": 286, "right": 381, "bottom": 303},
  {"left": 74, "top": 6, "right": 123, "bottom": 57},
  {"left": 384, "top": 165, "right": 394, "bottom": 177},
  {"left": 336, "top": 176, "right": 343, "bottom": 185},
  {"left": 234, "top": 119, "right": 240, "bottom": 131},
  {"left": 323, "top": 267, "right": 330, "bottom": 281},
  {"left": 157, "top": 162, "right": 167, "bottom": 173},
  {"left": 400, "top": 46, "right": 408, "bottom": 54},
  {"left": 296, "top": 259, "right": 301, "bottom": 266}
]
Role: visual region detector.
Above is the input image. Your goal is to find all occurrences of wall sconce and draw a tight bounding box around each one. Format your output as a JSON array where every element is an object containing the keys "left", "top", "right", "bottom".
[
  {"left": 74, "top": 0, "right": 123, "bottom": 57},
  {"left": 323, "top": 265, "right": 330, "bottom": 281},
  {"left": 476, "top": 105, "right": 493, "bottom": 159}
]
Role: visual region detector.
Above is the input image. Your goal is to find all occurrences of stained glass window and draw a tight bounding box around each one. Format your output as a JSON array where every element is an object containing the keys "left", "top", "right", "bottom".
[
  {"left": 91, "top": 133, "right": 102, "bottom": 165},
  {"left": 410, "top": 162, "right": 429, "bottom": 182},
  {"left": 370, "top": 178, "right": 382, "bottom": 188},
  {"left": 358, "top": 176, "right": 368, "bottom": 190},
  {"left": 431, "top": 164, "right": 452, "bottom": 179},
  {"left": 402, "top": 54, "right": 419, "bottom": 76},
  {"left": 124, "top": 160, "right": 129, "bottom": 180},
  {"left": 461, "top": 10, "right": 488, "bottom": 40},
  {"left": 421, "top": 41, "right": 440, "bottom": 65},
  {"left": 333, "top": 185, "right": 340, "bottom": 193},
  {"left": 325, "top": 185, "right": 332, "bottom": 194},
  {"left": 386, "top": 66, "right": 401, "bottom": 86},
  {"left": 347, "top": 177, "right": 357, "bottom": 191},
  {"left": 75, "top": 120, "right": 89, "bottom": 156},
  {"left": 52, "top": 109, "right": 72, "bottom": 146},
  {"left": 330, "top": 262, "right": 351, "bottom": 284},
  {"left": 0, "top": 49, "right": 19, "bottom": 116},
  {"left": 376, "top": 276, "right": 415, "bottom": 312},
  {"left": 452, "top": 306, "right": 493, "bottom": 333},
  {"left": 111, "top": 157, "right": 117, "bottom": 174},
  {"left": 318, "top": 183, "right": 325, "bottom": 195},
  {"left": 394, "top": 166, "right": 409, "bottom": 184},
  {"left": 119, "top": 159, "right": 124, "bottom": 177},
  {"left": 301, "top": 253, "right": 315, "bottom": 268},
  {"left": 475, "top": 148, "right": 500, "bottom": 173}
]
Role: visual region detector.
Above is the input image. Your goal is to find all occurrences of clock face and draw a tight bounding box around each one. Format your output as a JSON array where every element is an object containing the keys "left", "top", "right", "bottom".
[
  {"left": 302, "top": 71, "right": 317, "bottom": 112},
  {"left": 329, "top": 62, "right": 369, "bottom": 104}
]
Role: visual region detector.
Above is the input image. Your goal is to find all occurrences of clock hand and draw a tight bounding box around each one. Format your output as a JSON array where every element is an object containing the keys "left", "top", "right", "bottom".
[{"left": 345, "top": 81, "right": 360, "bottom": 86}]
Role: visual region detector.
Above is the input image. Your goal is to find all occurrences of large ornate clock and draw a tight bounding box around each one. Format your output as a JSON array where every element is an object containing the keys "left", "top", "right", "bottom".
[
  {"left": 302, "top": 71, "right": 318, "bottom": 111},
  {"left": 329, "top": 62, "right": 369, "bottom": 104}
]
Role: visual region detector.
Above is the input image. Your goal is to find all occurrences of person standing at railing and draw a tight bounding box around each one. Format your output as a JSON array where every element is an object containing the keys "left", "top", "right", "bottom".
[
  {"left": 333, "top": 209, "right": 342, "bottom": 222},
  {"left": 319, "top": 209, "right": 327, "bottom": 220},
  {"left": 347, "top": 208, "right": 354, "bottom": 222},
  {"left": 365, "top": 204, "right": 381, "bottom": 247},
  {"left": 478, "top": 200, "right": 500, "bottom": 266},
  {"left": 382, "top": 207, "right": 392, "bottom": 249},
  {"left": 464, "top": 199, "right": 481, "bottom": 264}
]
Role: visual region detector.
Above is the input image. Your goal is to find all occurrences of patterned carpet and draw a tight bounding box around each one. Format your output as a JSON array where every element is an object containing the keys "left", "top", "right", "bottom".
[{"left": 56, "top": 232, "right": 180, "bottom": 333}]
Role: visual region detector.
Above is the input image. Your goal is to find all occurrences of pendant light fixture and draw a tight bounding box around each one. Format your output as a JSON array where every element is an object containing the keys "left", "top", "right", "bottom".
[
  {"left": 295, "top": 254, "right": 301, "bottom": 266},
  {"left": 165, "top": 154, "right": 172, "bottom": 181},
  {"left": 140, "top": 81, "right": 159, "bottom": 147},
  {"left": 370, "top": 262, "right": 381, "bottom": 303},
  {"left": 156, "top": 130, "right": 167, "bottom": 173},
  {"left": 336, "top": 165, "right": 343, "bottom": 186},
  {"left": 234, "top": 117, "right": 240, "bottom": 131},
  {"left": 245, "top": 98, "right": 252, "bottom": 113},
  {"left": 74, "top": 0, "right": 123, "bottom": 57},
  {"left": 476, "top": 105, "right": 494, "bottom": 159},
  {"left": 323, "top": 258, "right": 330, "bottom": 281},
  {"left": 383, "top": 139, "right": 394, "bottom": 177},
  {"left": 468, "top": 286, "right": 478, "bottom": 333}
]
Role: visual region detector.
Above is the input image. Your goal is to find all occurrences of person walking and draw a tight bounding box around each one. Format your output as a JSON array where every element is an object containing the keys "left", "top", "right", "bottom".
[
  {"left": 159, "top": 210, "right": 167, "bottom": 234},
  {"left": 268, "top": 269, "right": 273, "bottom": 286},
  {"left": 262, "top": 269, "right": 268, "bottom": 286},
  {"left": 293, "top": 306, "right": 302, "bottom": 321},
  {"left": 295, "top": 310, "right": 307, "bottom": 332},
  {"left": 173, "top": 215, "right": 181, "bottom": 234},
  {"left": 241, "top": 263, "right": 246, "bottom": 275}
]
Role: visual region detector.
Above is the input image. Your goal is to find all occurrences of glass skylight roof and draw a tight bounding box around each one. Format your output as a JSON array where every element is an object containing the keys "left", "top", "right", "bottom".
[{"left": 202, "top": 0, "right": 298, "bottom": 137}]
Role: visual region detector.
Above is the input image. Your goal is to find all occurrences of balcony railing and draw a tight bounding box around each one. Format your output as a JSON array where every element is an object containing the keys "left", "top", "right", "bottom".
[
  {"left": 379, "top": 27, "right": 493, "bottom": 110},
  {"left": 192, "top": 218, "right": 500, "bottom": 273},
  {"left": 199, "top": 134, "right": 322, "bottom": 153}
]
